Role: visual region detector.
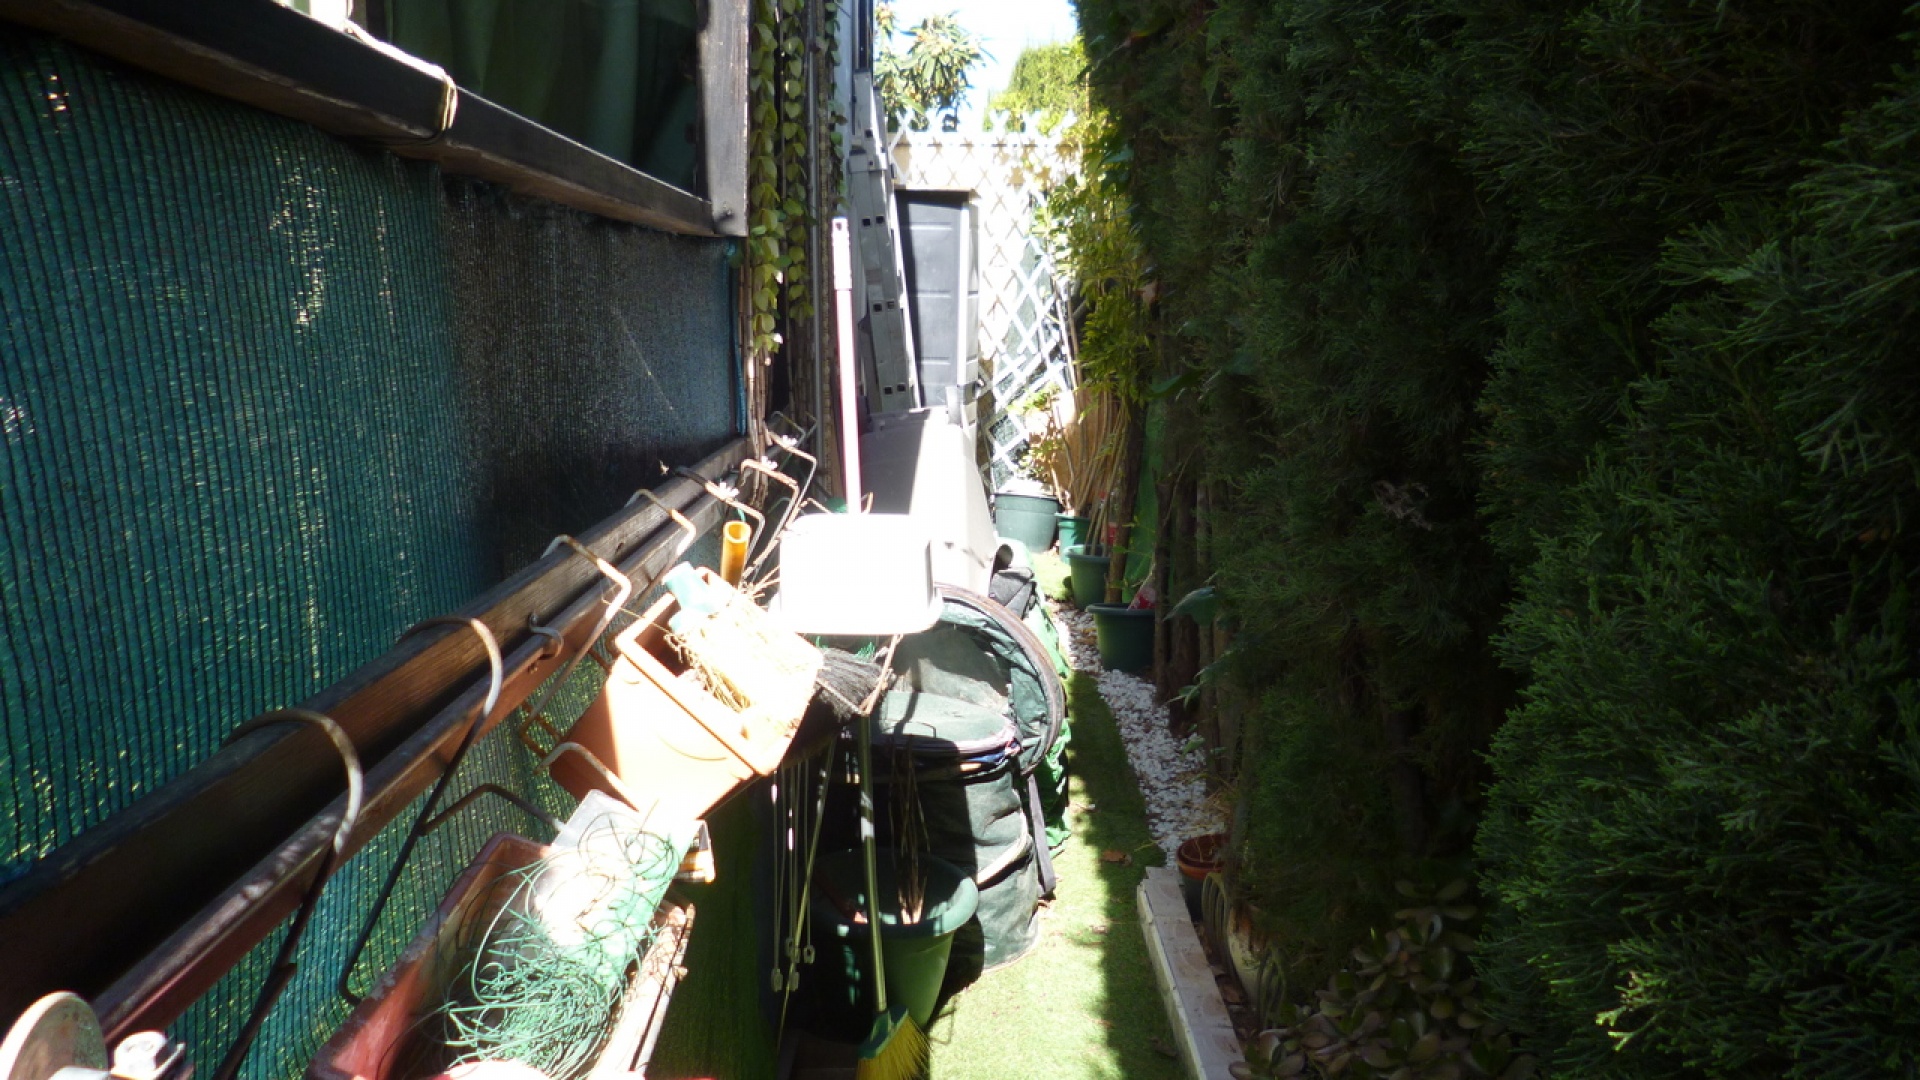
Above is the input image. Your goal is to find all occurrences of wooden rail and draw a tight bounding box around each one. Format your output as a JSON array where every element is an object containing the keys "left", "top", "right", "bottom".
[{"left": 0, "top": 0, "right": 745, "bottom": 237}]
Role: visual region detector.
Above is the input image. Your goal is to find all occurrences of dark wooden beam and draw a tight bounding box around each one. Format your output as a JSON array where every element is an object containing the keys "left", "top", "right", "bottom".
[
  {"left": 94, "top": 472, "right": 744, "bottom": 1037},
  {"left": 438, "top": 92, "right": 714, "bottom": 236},
  {"left": 0, "top": 0, "right": 717, "bottom": 235},
  {"left": 697, "top": 0, "right": 749, "bottom": 236},
  {"left": 0, "top": 438, "right": 750, "bottom": 1034}
]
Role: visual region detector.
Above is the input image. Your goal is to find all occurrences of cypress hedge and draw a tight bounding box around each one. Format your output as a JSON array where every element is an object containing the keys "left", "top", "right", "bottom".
[
  {"left": 1077, "top": 0, "right": 1514, "bottom": 988},
  {"left": 1479, "top": 45, "right": 1920, "bottom": 1077},
  {"left": 1071, "top": 0, "right": 1920, "bottom": 1071}
]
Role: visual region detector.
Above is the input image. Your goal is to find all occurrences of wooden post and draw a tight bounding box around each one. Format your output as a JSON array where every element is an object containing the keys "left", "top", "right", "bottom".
[{"left": 697, "top": 0, "right": 750, "bottom": 236}]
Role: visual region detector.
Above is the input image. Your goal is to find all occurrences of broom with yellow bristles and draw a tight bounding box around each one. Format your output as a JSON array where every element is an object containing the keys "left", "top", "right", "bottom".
[{"left": 851, "top": 637, "right": 925, "bottom": 1080}]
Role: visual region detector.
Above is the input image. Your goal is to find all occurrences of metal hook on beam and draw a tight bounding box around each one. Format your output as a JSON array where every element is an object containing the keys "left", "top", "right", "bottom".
[
  {"left": 337, "top": 617, "right": 502, "bottom": 1005},
  {"left": 627, "top": 487, "right": 699, "bottom": 562},
  {"left": 514, "top": 537, "right": 632, "bottom": 757},
  {"left": 526, "top": 616, "right": 565, "bottom": 661},
  {"left": 739, "top": 457, "right": 807, "bottom": 581},
  {"left": 215, "top": 709, "right": 362, "bottom": 1080},
  {"left": 541, "top": 741, "right": 652, "bottom": 815},
  {"left": 416, "top": 782, "right": 561, "bottom": 836}
]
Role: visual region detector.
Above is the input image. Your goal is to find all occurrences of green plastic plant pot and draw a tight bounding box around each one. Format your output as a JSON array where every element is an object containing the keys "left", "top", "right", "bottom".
[
  {"left": 1064, "top": 545, "right": 1108, "bottom": 608},
  {"left": 993, "top": 492, "right": 1060, "bottom": 552},
  {"left": 1088, "top": 603, "right": 1154, "bottom": 674},
  {"left": 1054, "top": 514, "right": 1089, "bottom": 551},
  {"left": 804, "top": 848, "right": 981, "bottom": 1039}
]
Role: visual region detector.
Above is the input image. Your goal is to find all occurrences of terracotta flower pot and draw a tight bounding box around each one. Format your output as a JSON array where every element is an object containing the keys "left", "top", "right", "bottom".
[
  {"left": 311, "top": 834, "right": 553, "bottom": 1080},
  {"left": 1175, "top": 832, "right": 1227, "bottom": 919}
]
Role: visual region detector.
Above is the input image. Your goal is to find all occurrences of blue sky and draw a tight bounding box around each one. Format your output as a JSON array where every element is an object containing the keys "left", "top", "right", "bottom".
[{"left": 884, "top": 0, "right": 1080, "bottom": 127}]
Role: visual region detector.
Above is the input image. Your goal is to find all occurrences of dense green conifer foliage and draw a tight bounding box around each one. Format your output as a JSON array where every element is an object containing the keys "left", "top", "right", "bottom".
[
  {"left": 988, "top": 41, "right": 1088, "bottom": 128},
  {"left": 1077, "top": 0, "right": 1516, "bottom": 989},
  {"left": 1069, "top": 0, "right": 1920, "bottom": 1071},
  {"left": 1479, "top": 53, "right": 1920, "bottom": 1077},
  {"left": 1456, "top": 0, "right": 1910, "bottom": 563}
]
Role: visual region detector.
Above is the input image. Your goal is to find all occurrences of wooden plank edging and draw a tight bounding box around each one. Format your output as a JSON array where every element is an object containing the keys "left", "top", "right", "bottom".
[{"left": 1137, "top": 866, "right": 1244, "bottom": 1080}]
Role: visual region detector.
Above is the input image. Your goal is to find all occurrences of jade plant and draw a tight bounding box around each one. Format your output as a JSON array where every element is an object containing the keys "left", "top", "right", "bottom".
[{"left": 1231, "top": 879, "right": 1533, "bottom": 1080}]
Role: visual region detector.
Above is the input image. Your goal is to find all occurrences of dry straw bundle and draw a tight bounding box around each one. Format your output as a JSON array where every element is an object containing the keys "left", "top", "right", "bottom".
[
  {"left": 1026, "top": 382, "right": 1130, "bottom": 527},
  {"left": 660, "top": 566, "right": 821, "bottom": 739}
]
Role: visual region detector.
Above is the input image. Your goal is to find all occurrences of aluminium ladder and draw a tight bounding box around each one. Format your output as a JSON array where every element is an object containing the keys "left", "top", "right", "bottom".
[{"left": 847, "top": 72, "right": 919, "bottom": 416}]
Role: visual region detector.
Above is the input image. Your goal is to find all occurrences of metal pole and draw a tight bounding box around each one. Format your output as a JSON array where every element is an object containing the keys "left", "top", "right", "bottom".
[{"left": 833, "top": 217, "right": 863, "bottom": 506}]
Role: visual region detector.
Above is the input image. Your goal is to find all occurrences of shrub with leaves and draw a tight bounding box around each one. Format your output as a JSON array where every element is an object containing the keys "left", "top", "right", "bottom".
[
  {"left": 1035, "top": 102, "right": 1151, "bottom": 402},
  {"left": 1235, "top": 879, "right": 1533, "bottom": 1080},
  {"left": 1071, "top": 0, "right": 1920, "bottom": 1071},
  {"left": 1074, "top": 0, "right": 1513, "bottom": 993},
  {"left": 873, "top": 5, "right": 986, "bottom": 131},
  {"left": 745, "top": 0, "right": 835, "bottom": 366},
  {"left": 988, "top": 40, "right": 1087, "bottom": 131},
  {"left": 1452, "top": 0, "right": 1912, "bottom": 566}
]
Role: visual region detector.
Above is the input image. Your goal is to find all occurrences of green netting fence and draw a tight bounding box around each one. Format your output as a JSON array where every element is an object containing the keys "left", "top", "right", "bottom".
[{"left": 0, "top": 23, "right": 737, "bottom": 1076}]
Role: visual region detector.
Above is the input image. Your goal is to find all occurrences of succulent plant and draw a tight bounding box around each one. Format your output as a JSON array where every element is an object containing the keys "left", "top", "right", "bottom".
[{"left": 1230, "top": 878, "right": 1534, "bottom": 1080}]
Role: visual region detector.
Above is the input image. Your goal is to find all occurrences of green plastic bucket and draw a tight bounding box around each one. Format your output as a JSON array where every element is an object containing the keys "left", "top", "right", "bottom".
[
  {"left": 806, "top": 848, "right": 981, "bottom": 1038},
  {"left": 994, "top": 492, "right": 1060, "bottom": 552},
  {"left": 1054, "top": 514, "right": 1089, "bottom": 551},
  {"left": 1088, "top": 603, "right": 1155, "bottom": 674},
  {"left": 1064, "top": 545, "right": 1108, "bottom": 608}
]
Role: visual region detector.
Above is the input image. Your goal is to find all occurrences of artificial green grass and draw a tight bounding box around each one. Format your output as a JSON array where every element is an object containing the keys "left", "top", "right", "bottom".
[
  {"left": 1036, "top": 547, "right": 1074, "bottom": 604},
  {"left": 926, "top": 585, "right": 1181, "bottom": 1080},
  {"left": 653, "top": 552, "right": 1180, "bottom": 1079},
  {"left": 648, "top": 793, "right": 778, "bottom": 1080}
]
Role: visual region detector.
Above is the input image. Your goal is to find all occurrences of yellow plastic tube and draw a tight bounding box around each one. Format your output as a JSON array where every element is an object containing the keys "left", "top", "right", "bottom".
[{"left": 720, "top": 520, "right": 751, "bottom": 585}]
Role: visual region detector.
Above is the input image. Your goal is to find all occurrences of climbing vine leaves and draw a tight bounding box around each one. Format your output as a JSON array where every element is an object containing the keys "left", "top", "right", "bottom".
[
  {"left": 1038, "top": 105, "right": 1152, "bottom": 401},
  {"left": 746, "top": 0, "right": 836, "bottom": 363}
]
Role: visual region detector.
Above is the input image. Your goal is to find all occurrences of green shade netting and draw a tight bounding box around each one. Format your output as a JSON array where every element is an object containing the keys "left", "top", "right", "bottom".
[{"left": 0, "top": 24, "right": 735, "bottom": 1077}]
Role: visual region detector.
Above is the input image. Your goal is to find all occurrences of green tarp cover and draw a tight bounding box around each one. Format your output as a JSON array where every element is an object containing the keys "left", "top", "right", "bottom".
[
  {"left": 1024, "top": 601, "right": 1073, "bottom": 848},
  {"left": 874, "top": 692, "right": 1041, "bottom": 974},
  {"left": 889, "top": 591, "right": 1072, "bottom": 846},
  {"left": 875, "top": 589, "right": 1070, "bottom": 974},
  {"left": 907, "top": 590, "right": 1064, "bottom": 777}
]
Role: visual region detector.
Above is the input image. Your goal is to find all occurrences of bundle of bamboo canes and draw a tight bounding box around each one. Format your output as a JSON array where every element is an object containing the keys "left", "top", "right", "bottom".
[{"left": 1026, "top": 382, "right": 1130, "bottom": 537}]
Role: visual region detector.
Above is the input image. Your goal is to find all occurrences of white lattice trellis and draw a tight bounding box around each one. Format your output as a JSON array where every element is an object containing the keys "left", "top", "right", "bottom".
[{"left": 890, "top": 118, "right": 1080, "bottom": 490}]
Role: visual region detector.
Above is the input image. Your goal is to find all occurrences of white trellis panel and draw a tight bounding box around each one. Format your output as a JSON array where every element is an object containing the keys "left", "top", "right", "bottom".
[{"left": 890, "top": 118, "right": 1080, "bottom": 490}]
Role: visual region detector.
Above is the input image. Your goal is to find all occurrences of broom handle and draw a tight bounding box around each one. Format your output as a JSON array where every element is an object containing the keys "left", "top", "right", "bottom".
[
  {"left": 833, "top": 218, "right": 863, "bottom": 509},
  {"left": 855, "top": 701, "right": 889, "bottom": 1014}
]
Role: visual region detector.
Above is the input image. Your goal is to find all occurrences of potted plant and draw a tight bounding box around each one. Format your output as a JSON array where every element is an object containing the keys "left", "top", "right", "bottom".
[
  {"left": 1175, "top": 832, "right": 1227, "bottom": 918},
  {"left": 993, "top": 485, "right": 1062, "bottom": 554},
  {"left": 1087, "top": 598, "right": 1154, "bottom": 674},
  {"left": 1080, "top": 554, "right": 1150, "bottom": 672},
  {"left": 1020, "top": 383, "right": 1129, "bottom": 556},
  {"left": 804, "top": 847, "right": 980, "bottom": 1039},
  {"left": 1064, "top": 533, "right": 1111, "bottom": 609}
]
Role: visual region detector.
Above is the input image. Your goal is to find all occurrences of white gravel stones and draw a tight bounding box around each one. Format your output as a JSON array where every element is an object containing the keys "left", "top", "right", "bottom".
[{"left": 1054, "top": 601, "right": 1223, "bottom": 862}]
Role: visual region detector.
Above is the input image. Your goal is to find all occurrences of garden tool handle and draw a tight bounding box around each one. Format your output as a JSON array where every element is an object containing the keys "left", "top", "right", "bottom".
[{"left": 856, "top": 710, "right": 890, "bottom": 1014}]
